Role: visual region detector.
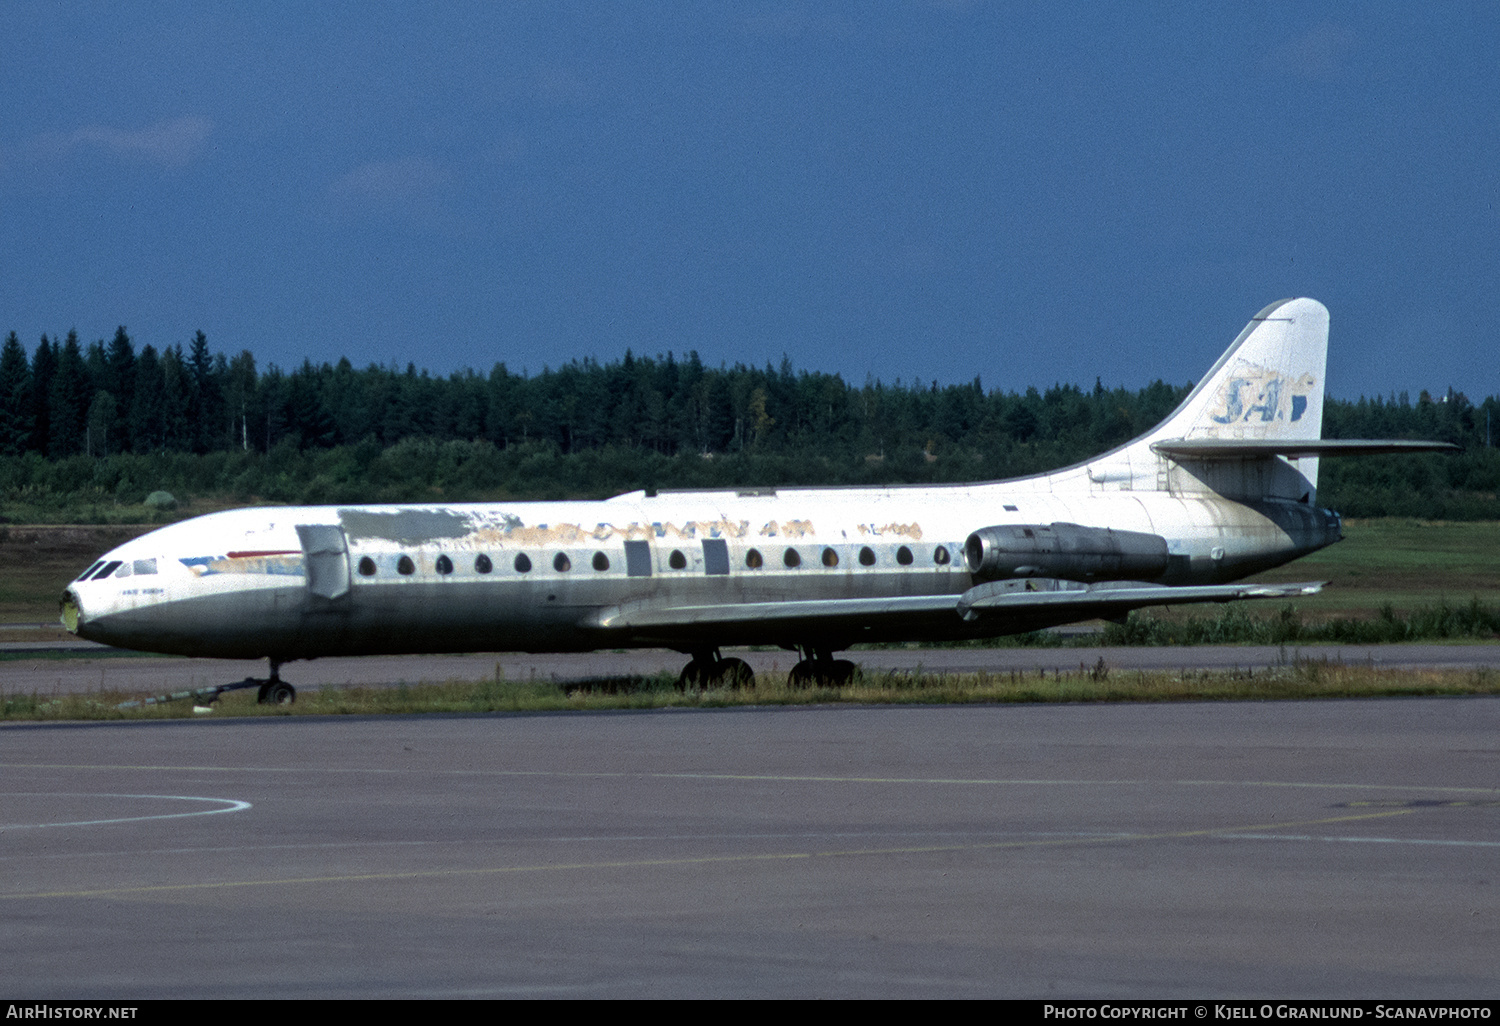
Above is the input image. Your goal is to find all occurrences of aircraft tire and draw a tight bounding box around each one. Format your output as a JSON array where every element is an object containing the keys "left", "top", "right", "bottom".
[
  {"left": 677, "top": 659, "right": 712, "bottom": 690},
  {"left": 716, "top": 657, "right": 755, "bottom": 691},
  {"left": 788, "top": 659, "right": 857, "bottom": 689},
  {"left": 259, "top": 681, "right": 296, "bottom": 705},
  {"left": 679, "top": 658, "right": 755, "bottom": 690}
]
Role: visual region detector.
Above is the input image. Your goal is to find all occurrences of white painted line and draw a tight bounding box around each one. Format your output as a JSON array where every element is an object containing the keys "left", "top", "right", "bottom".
[
  {"left": 0, "top": 792, "right": 252, "bottom": 829},
  {"left": 1219, "top": 832, "right": 1500, "bottom": 848}
]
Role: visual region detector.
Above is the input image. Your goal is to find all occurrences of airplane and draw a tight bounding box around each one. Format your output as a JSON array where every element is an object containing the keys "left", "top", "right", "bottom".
[{"left": 60, "top": 298, "right": 1457, "bottom": 702}]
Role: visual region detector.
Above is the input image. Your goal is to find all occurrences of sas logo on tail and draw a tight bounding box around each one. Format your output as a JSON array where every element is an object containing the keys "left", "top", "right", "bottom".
[{"left": 1209, "top": 361, "right": 1315, "bottom": 425}]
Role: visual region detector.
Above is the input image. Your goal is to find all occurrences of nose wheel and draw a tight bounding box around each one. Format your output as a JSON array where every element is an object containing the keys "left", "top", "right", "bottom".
[
  {"left": 255, "top": 659, "right": 296, "bottom": 705},
  {"left": 256, "top": 680, "right": 297, "bottom": 705}
]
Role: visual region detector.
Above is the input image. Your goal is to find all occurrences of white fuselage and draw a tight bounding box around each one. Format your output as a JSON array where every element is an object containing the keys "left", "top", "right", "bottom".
[{"left": 63, "top": 479, "right": 1338, "bottom": 662}]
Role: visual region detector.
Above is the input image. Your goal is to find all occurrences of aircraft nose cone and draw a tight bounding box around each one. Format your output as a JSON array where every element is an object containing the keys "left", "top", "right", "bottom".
[{"left": 60, "top": 588, "right": 83, "bottom": 635}]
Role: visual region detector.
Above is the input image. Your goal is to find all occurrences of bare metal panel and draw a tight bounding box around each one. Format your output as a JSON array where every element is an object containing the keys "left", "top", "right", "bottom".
[{"left": 297, "top": 524, "right": 351, "bottom": 601}]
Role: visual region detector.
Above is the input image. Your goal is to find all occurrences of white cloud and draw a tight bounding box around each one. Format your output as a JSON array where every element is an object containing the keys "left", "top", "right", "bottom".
[
  {"left": 329, "top": 157, "right": 451, "bottom": 204},
  {"left": 1267, "top": 21, "right": 1359, "bottom": 80},
  {"left": 60, "top": 116, "right": 214, "bottom": 167}
]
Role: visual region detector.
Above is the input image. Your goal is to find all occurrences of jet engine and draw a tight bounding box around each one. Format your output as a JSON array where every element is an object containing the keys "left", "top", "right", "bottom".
[{"left": 963, "top": 522, "right": 1170, "bottom": 583}]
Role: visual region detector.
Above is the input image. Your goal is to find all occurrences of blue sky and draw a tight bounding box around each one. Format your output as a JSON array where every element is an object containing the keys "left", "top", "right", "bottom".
[{"left": 2, "top": 2, "right": 1495, "bottom": 400}]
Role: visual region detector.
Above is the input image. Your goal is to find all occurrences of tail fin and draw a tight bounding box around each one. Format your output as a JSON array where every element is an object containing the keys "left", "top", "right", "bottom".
[
  {"left": 1071, "top": 299, "right": 1330, "bottom": 502},
  {"left": 1153, "top": 297, "right": 1328, "bottom": 447}
]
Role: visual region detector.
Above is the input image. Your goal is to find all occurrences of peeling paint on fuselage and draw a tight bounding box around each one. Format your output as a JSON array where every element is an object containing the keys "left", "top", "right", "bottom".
[{"left": 180, "top": 554, "right": 305, "bottom": 577}]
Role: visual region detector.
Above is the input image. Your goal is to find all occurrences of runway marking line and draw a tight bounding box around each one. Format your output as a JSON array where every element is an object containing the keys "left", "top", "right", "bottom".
[
  {"left": 0, "top": 807, "right": 1417, "bottom": 902},
  {"left": 5, "top": 763, "right": 1500, "bottom": 798},
  {"left": 0, "top": 793, "right": 250, "bottom": 830}
]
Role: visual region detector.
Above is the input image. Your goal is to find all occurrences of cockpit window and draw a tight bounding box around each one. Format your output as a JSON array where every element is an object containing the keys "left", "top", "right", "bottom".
[
  {"left": 91, "top": 561, "right": 123, "bottom": 580},
  {"left": 75, "top": 561, "right": 104, "bottom": 581},
  {"left": 113, "top": 563, "right": 132, "bottom": 578}
]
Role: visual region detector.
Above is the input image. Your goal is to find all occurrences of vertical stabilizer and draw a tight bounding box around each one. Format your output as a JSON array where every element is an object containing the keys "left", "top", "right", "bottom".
[
  {"left": 1159, "top": 298, "right": 1328, "bottom": 446},
  {"left": 1067, "top": 299, "right": 1330, "bottom": 502}
]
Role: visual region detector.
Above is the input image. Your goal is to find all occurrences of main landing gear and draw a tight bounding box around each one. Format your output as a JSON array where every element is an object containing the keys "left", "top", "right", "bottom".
[
  {"left": 672, "top": 647, "right": 862, "bottom": 690},
  {"left": 676, "top": 649, "right": 756, "bottom": 690},
  {"left": 787, "top": 647, "right": 858, "bottom": 689}
]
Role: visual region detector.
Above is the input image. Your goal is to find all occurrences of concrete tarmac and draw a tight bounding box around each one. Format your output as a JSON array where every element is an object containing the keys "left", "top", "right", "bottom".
[
  {"left": 3, "top": 698, "right": 1498, "bottom": 998},
  {"left": 5, "top": 642, "right": 1500, "bottom": 699}
]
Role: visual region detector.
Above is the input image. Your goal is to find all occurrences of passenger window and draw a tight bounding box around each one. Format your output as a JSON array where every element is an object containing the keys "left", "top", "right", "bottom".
[
  {"left": 397, "top": 555, "right": 415, "bottom": 575},
  {"left": 783, "top": 548, "right": 801, "bottom": 568},
  {"left": 357, "top": 557, "right": 377, "bottom": 576},
  {"left": 745, "top": 549, "right": 762, "bottom": 569},
  {"left": 592, "top": 552, "right": 609, "bottom": 571},
  {"left": 821, "top": 547, "right": 838, "bottom": 567},
  {"left": 436, "top": 555, "right": 453, "bottom": 575},
  {"left": 514, "top": 553, "right": 532, "bottom": 573},
  {"left": 669, "top": 549, "right": 687, "bottom": 570},
  {"left": 475, "top": 554, "right": 493, "bottom": 574},
  {"left": 133, "top": 559, "right": 157, "bottom": 575},
  {"left": 858, "top": 547, "right": 876, "bottom": 566},
  {"left": 554, "top": 552, "right": 571, "bottom": 572},
  {"left": 934, "top": 547, "right": 950, "bottom": 565},
  {"left": 896, "top": 546, "right": 913, "bottom": 565}
]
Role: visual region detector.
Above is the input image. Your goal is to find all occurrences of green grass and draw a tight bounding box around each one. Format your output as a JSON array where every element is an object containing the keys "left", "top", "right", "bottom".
[
  {"left": 1246, "top": 518, "right": 1500, "bottom": 616},
  {"left": 6, "top": 662, "right": 1499, "bottom": 722}
]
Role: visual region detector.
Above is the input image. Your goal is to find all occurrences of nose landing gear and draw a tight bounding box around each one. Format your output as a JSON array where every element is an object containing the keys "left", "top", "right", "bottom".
[{"left": 254, "top": 660, "right": 296, "bottom": 704}]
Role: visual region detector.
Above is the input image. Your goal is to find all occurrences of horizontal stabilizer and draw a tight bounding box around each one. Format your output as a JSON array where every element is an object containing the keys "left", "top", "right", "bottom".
[{"left": 1152, "top": 438, "right": 1460, "bottom": 460}]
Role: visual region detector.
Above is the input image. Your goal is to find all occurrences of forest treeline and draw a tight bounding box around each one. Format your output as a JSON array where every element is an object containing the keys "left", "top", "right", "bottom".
[{"left": 1, "top": 326, "right": 1496, "bottom": 519}]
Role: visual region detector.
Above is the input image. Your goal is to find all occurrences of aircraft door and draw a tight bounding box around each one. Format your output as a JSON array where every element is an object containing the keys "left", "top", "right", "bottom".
[
  {"left": 624, "top": 539, "right": 653, "bottom": 577},
  {"left": 297, "top": 524, "right": 352, "bottom": 601}
]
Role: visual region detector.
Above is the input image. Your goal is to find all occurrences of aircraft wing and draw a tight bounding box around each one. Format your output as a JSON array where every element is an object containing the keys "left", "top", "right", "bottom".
[
  {"left": 589, "top": 594, "right": 963, "bottom": 630},
  {"left": 586, "top": 580, "right": 1324, "bottom": 643},
  {"left": 954, "top": 579, "right": 1324, "bottom": 621}
]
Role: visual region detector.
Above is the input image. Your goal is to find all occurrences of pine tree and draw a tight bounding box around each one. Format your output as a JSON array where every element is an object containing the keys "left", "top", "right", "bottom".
[
  {"left": 49, "top": 331, "right": 91, "bottom": 457},
  {"left": 0, "top": 331, "right": 34, "bottom": 454},
  {"left": 28, "top": 334, "right": 57, "bottom": 455}
]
